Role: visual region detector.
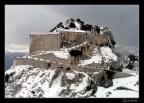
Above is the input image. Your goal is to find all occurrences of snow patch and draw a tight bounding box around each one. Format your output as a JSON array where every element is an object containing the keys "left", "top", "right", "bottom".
[
  {"left": 66, "top": 73, "right": 75, "bottom": 80},
  {"left": 57, "top": 28, "right": 86, "bottom": 33},
  {"left": 100, "top": 46, "right": 117, "bottom": 61}
]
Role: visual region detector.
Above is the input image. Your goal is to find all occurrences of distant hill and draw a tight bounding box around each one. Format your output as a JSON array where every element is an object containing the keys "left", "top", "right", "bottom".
[{"left": 5, "top": 52, "right": 26, "bottom": 71}]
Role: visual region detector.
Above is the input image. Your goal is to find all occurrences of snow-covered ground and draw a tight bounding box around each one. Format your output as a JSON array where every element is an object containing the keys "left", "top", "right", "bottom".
[
  {"left": 5, "top": 65, "right": 96, "bottom": 98},
  {"left": 95, "top": 70, "right": 139, "bottom": 98},
  {"left": 5, "top": 65, "right": 139, "bottom": 98}
]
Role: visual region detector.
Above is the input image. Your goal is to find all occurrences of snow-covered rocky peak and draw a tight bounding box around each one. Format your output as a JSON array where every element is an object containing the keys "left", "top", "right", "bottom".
[
  {"left": 50, "top": 18, "right": 111, "bottom": 33},
  {"left": 49, "top": 18, "right": 115, "bottom": 37},
  {"left": 5, "top": 65, "right": 97, "bottom": 98},
  {"left": 64, "top": 18, "right": 81, "bottom": 30}
]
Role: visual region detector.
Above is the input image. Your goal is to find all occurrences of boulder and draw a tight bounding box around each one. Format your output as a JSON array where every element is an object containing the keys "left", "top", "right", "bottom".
[{"left": 97, "top": 79, "right": 113, "bottom": 88}]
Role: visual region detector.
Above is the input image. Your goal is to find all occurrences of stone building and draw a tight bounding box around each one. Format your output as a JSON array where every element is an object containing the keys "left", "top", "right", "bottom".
[
  {"left": 29, "top": 30, "right": 90, "bottom": 53},
  {"left": 29, "top": 32, "right": 61, "bottom": 53}
]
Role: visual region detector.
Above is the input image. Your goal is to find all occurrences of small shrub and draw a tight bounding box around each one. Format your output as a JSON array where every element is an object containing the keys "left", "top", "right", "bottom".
[
  {"left": 69, "top": 23, "right": 76, "bottom": 28},
  {"left": 126, "top": 63, "right": 133, "bottom": 70}
]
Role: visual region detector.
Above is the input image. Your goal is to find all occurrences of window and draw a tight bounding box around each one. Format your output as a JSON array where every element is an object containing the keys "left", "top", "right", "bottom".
[
  {"left": 48, "top": 63, "right": 51, "bottom": 68},
  {"left": 66, "top": 67, "right": 70, "bottom": 71}
]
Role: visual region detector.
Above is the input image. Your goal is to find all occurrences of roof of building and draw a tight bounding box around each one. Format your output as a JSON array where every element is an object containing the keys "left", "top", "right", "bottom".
[
  {"left": 56, "top": 28, "right": 86, "bottom": 33},
  {"left": 30, "top": 32, "right": 60, "bottom": 35}
]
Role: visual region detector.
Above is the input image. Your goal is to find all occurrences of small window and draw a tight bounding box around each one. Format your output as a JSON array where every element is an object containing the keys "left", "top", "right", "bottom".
[
  {"left": 83, "top": 47, "right": 85, "bottom": 50},
  {"left": 48, "top": 63, "right": 51, "bottom": 68},
  {"left": 58, "top": 66, "right": 63, "bottom": 69},
  {"left": 66, "top": 67, "right": 70, "bottom": 71}
]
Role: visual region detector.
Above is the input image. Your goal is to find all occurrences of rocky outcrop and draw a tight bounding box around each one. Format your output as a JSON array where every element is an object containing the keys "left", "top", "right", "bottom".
[
  {"left": 97, "top": 79, "right": 113, "bottom": 88},
  {"left": 5, "top": 65, "right": 99, "bottom": 98}
]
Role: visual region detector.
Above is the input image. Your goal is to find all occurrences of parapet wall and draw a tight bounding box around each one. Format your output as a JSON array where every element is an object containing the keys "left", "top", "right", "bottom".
[
  {"left": 13, "top": 57, "right": 57, "bottom": 69},
  {"left": 31, "top": 53, "right": 70, "bottom": 64},
  {"left": 79, "top": 66, "right": 100, "bottom": 73},
  {"left": 13, "top": 56, "right": 102, "bottom": 73}
]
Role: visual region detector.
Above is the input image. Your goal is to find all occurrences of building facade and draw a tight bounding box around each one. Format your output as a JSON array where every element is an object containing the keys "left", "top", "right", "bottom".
[{"left": 29, "top": 31, "right": 89, "bottom": 53}]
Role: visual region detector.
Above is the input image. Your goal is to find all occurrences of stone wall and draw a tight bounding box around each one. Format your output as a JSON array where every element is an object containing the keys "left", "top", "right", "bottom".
[
  {"left": 13, "top": 57, "right": 131, "bottom": 82},
  {"left": 60, "top": 31, "right": 88, "bottom": 42},
  {"left": 29, "top": 31, "right": 112, "bottom": 54},
  {"left": 13, "top": 56, "right": 109, "bottom": 82},
  {"left": 29, "top": 33, "right": 60, "bottom": 53},
  {"left": 78, "top": 66, "right": 100, "bottom": 73},
  {"left": 31, "top": 53, "right": 70, "bottom": 64},
  {"left": 91, "top": 34, "right": 109, "bottom": 47},
  {"left": 29, "top": 32, "right": 89, "bottom": 53},
  {"left": 13, "top": 57, "right": 57, "bottom": 69}
]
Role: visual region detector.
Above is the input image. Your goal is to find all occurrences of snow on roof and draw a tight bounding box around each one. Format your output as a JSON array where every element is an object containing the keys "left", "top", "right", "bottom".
[
  {"left": 57, "top": 28, "right": 86, "bottom": 33},
  {"left": 30, "top": 32, "right": 60, "bottom": 35}
]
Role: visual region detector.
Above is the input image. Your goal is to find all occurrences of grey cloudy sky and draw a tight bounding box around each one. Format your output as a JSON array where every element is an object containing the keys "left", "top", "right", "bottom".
[{"left": 5, "top": 5, "right": 139, "bottom": 51}]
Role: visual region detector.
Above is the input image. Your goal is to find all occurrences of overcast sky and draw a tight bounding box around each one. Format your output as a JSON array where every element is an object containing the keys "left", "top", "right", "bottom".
[{"left": 5, "top": 5, "right": 139, "bottom": 51}]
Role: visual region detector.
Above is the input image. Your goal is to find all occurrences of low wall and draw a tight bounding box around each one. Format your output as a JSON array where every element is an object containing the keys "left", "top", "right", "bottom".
[
  {"left": 31, "top": 53, "right": 70, "bottom": 64},
  {"left": 79, "top": 66, "right": 100, "bottom": 73},
  {"left": 13, "top": 58, "right": 57, "bottom": 69},
  {"left": 13, "top": 56, "right": 109, "bottom": 83}
]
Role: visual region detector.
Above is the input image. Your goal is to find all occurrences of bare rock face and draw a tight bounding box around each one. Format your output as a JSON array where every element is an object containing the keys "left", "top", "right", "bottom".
[
  {"left": 97, "top": 79, "right": 113, "bottom": 88},
  {"left": 109, "top": 61, "right": 123, "bottom": 72}
]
